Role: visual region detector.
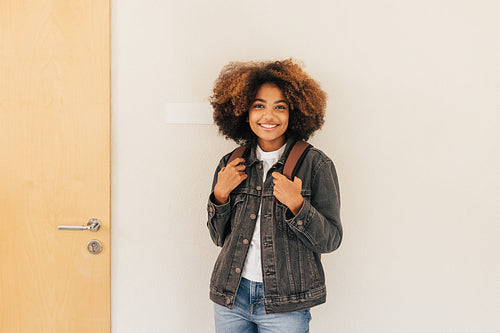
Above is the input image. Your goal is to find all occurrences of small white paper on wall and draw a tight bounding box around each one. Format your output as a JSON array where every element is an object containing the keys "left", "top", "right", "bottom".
[{"left": 165, "top": 102, "right": 214, "bottom": 124}]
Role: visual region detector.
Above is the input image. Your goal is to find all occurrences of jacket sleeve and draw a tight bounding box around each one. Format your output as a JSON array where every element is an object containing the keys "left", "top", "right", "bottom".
[
  {"left": 206, "top": 156, "right": 232, "bottom": 247},
  {"left": 284, "top": 157, "right": 343, "bottom": 253}
]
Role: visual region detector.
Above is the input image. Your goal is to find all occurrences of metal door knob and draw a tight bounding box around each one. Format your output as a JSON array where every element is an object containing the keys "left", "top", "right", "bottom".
[{"left": 58, "top": 218, "right": 101, "bottom": 232}]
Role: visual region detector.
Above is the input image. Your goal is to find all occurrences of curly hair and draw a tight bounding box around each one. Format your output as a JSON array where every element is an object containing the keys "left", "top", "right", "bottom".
[{"left": 210, "top": 59, "right": 327, "bottom": 145}]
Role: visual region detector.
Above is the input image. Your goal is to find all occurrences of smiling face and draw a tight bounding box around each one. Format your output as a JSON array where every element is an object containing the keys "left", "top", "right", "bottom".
[{"left": 248, "top": 83, "right": 289, "bottom": 152}]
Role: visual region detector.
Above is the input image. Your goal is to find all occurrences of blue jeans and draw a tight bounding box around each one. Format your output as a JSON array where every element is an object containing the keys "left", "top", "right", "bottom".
[{"left": 214, "top": 278, "right": 311, "bottom": 333}]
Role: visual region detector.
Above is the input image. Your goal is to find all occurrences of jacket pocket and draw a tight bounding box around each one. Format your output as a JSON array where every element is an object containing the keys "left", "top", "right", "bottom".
[
  {"left": 304, "top": 245, "right": 321, "bottom": 283},
  {"left": 295, "top": 241, "right": 323, "bottom": 290}
]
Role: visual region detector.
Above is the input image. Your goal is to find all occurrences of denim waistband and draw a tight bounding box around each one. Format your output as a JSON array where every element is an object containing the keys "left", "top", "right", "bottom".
[{"left": 239, "top": 278, "right": 263, "bottom": 307}]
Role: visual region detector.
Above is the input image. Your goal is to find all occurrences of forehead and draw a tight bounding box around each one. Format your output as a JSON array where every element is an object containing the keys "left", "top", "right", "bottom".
[{"left": 254, "top": 83, "right": 286, "bottom": 101}]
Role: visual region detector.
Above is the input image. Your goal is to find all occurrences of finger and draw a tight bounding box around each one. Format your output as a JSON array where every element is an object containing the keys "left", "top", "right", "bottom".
[
  {"left": 235, "top": 164, "right": 246, "bottom": 171},
  {"left": 273, "top": 187, "right": 281, "bottom": 199},
  {"left": 272, "top": 172, "right": 285, "bottom": 180},
  {"left": 227, "top": 157, "right": 245, "bottom": 166},
  {"left": 293, "top": 176, "right": 302, "bottom": 186}
]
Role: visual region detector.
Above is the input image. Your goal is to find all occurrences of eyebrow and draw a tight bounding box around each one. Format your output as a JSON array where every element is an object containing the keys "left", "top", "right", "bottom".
[{"left": 253, "top": 98, "right": 288, "bottom": 104}]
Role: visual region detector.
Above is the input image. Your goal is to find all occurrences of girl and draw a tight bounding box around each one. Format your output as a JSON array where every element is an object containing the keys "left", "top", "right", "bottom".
[{"left": 207, "top": 59, "right": 342, "bottom": 333}]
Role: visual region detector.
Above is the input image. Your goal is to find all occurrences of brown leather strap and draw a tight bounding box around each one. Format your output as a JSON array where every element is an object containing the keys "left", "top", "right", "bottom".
[
  {"left": 283, "top": 141, "right": 311, "bottom": 180},
  {"left": 227, "top": 145, "right": 247, "bottom": 165}
]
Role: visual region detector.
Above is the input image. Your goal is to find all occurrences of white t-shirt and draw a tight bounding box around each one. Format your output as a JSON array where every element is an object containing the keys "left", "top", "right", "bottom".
[{"left": 241, "top": 143, "right": 286, "bottom": 282}]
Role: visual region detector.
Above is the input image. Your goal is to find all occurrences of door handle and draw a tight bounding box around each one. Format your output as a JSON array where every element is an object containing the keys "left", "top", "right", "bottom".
[{"left": 58, "top": 218, "right": 101, "bottom": 232}]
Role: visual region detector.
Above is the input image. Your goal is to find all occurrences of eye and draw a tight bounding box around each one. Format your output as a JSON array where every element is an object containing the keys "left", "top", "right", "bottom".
[
  {"left": 275, "top": 105, "right": 287, "bottom": 111},
  {"left": 253, "top": 103, "right": 264, "bottom": 109}
]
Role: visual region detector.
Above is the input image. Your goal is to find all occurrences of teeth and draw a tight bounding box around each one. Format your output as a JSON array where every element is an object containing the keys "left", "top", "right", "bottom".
[{"left": 260, "top": 124, "right": 278, "bottom": 128}]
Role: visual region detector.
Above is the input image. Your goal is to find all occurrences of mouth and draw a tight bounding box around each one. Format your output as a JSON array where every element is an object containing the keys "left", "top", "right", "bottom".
[{"left": 258, "top": 123, "right": 279, "bottom": 129}]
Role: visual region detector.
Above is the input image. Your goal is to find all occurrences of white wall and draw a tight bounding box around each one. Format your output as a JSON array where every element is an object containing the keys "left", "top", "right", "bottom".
[{"left": 111, "top": 0, "right": 500, "bottom": 332}]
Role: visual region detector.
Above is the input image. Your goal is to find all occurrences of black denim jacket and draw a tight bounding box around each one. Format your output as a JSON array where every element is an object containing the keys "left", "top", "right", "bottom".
[{"left": 207, "top": 137, "right": 342, "bottom": 314}]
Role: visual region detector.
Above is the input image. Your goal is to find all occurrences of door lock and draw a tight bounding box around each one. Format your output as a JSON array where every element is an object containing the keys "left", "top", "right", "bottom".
[{"left": 87, "top": 240, "right": 103, "bottom": 254}]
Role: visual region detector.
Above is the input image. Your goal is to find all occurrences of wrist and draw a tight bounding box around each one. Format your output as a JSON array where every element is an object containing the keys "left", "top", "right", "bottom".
[
  {"left": 213, "top": 187, "right": 229, "bottom": 205},
  {"left": 289, "top": 196, "right": 304, "bottom": 216}
]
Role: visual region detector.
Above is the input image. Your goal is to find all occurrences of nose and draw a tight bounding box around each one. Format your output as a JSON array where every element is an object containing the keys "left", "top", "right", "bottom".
[{"left": 261, "top": 107, "right": 274, "bottom": 119}]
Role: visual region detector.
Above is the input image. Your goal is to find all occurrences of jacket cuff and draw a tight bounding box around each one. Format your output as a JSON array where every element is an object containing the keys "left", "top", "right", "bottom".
[
  {"left": 208, "top": 192, "right": 231, "bottom": 218},
  {"left": 284, "top": 198, "right": 311, "bottom": 231}
]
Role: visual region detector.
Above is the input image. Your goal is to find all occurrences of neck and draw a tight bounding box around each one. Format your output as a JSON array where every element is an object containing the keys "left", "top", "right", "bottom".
[{"left": 258, "top": 138, "right": 286, "bottom": 152}]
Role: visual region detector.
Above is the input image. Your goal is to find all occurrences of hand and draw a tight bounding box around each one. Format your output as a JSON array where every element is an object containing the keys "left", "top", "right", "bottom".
[
  {"left": 272, "top": 172, "right": 304, "bottom": 216},
  {"left": 213, "top": 158, "right": 247, "bottom": 204}
]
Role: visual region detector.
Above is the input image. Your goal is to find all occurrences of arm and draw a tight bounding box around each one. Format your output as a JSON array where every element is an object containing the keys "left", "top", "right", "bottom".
[
  {"left": 283, "top": 158, "right": 342, "bottom": 253},
  {"left": 207, "top": 156, "right": 247, "bottom": 247}
]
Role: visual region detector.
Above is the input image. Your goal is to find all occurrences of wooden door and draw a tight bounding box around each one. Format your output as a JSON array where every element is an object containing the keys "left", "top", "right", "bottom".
[{"left": 0, "top": 1, "right": 110, "bottom": 332}]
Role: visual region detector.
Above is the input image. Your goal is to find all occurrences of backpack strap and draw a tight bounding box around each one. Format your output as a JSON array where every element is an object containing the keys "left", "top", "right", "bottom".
[
  {"left": 227, "top": 145, "right": 248, "bottom": 165},
  {"left": 283, "top": 141, "right": 312, "bottom": 180},
  {"left": 227, "top": 141, "right": 311, "bottom": 175}
]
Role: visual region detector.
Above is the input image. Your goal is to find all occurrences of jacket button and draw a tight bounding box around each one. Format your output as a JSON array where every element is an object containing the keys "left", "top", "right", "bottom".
[
  {"left": 225, "top": 297, "right": 231, "bottom": 305},
  {"left": 256, "top": 186, "right": 262, "bottom": 191},
  {"left": 258, "top": 164, "right": 262, "bottom": 169},
  {"left": 243, "top": 239, "right": 249, "bottom": 245},
  {"left": 250, "top": 214, "right": 256, "bottom": 220},
  {"left": 297, "top": 220, "right": 303, "bottom": 226},
  {"left": 235, "top": 268, "right": 241, "bottom": 273}
]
